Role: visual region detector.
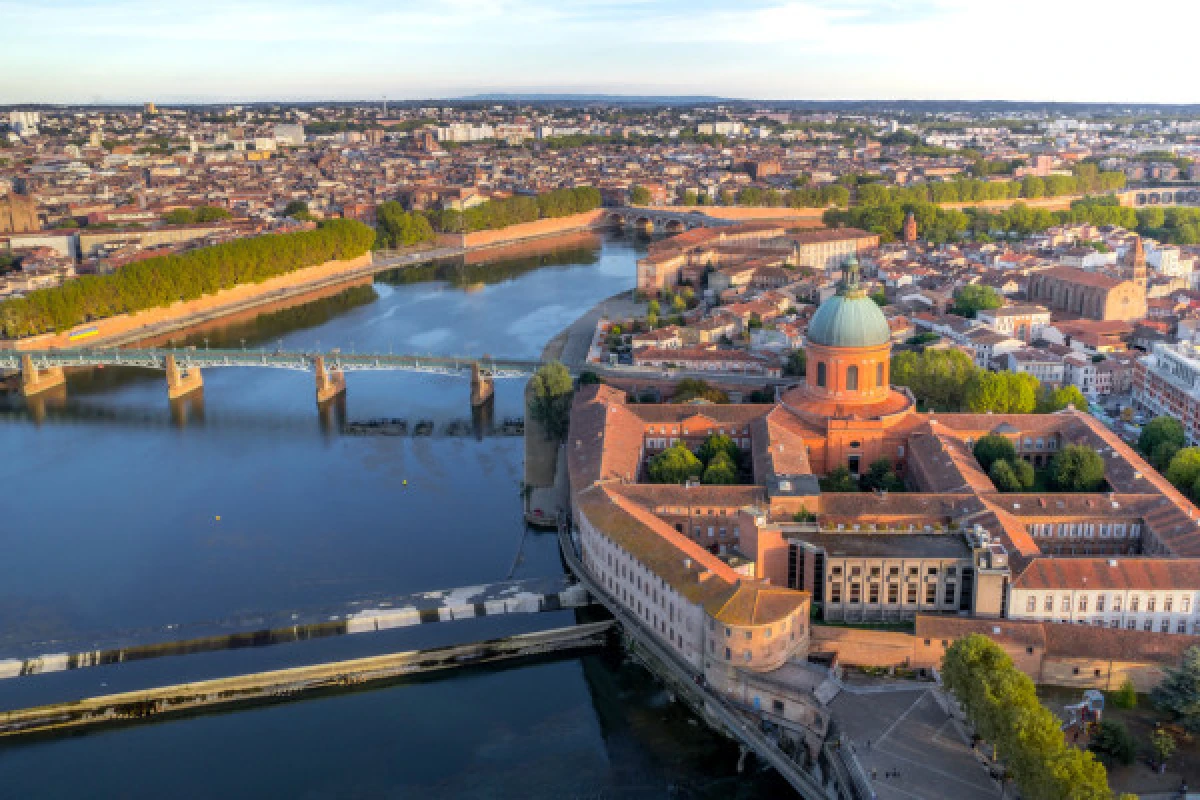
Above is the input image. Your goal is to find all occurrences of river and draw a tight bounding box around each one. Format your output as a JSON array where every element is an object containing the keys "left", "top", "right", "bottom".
[{"left": 0, "top": 232, "right": 789, "bottom": 798}]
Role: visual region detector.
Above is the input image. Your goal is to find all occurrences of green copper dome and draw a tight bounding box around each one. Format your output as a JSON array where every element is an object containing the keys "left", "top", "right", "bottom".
[{"left": 806, "top": 255, "right": 891, "bottom": 349}]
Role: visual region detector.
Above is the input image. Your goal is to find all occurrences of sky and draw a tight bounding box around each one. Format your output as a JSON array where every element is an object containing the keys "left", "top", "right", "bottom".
[{"left": 2, "top": 0, "right": 1197, "bottom": 105}]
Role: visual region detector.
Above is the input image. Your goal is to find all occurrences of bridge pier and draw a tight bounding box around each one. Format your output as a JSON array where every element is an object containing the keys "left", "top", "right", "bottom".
[
  {"left": 314, "top": 356, "right": 346, "bottom": 406},
  {"left": 470, "top": 361, "right": 494, "bottom": 407},
  {"left": 19, "top": 355, "right": 66, "bottom": 397},
  {"left": 165, "top": 354, "right": 203, "bottom": 400}
]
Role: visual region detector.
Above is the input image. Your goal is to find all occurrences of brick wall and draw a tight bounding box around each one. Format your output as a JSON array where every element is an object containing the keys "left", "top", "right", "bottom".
[{"left": 439, "top": 209, "right": 609, "bottom": 250}]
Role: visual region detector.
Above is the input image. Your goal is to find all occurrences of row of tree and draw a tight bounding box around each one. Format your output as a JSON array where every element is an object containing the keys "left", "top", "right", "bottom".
[
  {"left": 647, "top": 434, "right": 742, "bottom": 485},
  {"left": 973, "top": 434, "right": 1106, "bottom": 492},
  {"left": 161, "top": 206, "right": 232, "bottom": 225},
  {"left": 889, "top": 348, "right": 1088, "bottom": 414},
  {"left": 852, "top": 166, "right": 1125, "bottom": 208},
  {"left": 374, "top": 201, "right": 437, "bottom": 249},
  {"left": 423, "top": 187, "right": 602, "bottom": 234},
  {"left": 941, "top": 634, "right": 1116, "bottom": 799},
  {"left": 0, "top": 219, "right": 376, "bottom": 338}
]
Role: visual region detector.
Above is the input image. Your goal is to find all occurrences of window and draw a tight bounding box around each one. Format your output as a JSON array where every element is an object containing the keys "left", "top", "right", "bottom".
[
  {"left": 830, "top": 584, "right": 842, "bottom": 603},
  {"left": 744, "top": 650, "right": 752, "bottom": 663},
  {"left": 816, "top": 362, "right": 827, "bottom": 388},
  {"left": 1044, "top": 595, "right": 1054, "bottom": 612},
  {"left": 1162, "top": 620, "right": 1171, "bottom": 633},
  {"left": 1148, "top": 597, "right": 1157, "bottom": 613},
  {"left": 1144, "top": 620, "right": 1153, "bottom": 632},
  {"left": 907, "top": 585, "right": 917, "bottom": 603},
  {"left": 1078, "top": 597, "right": 1088, "bottom": 612},
  {"left": 1130, "top": 596, "right": 1139, "bottom": 612},
  {"left": 943, "top": 584, "right": 955, "bottom": 604},
  {"left": 1166, "top": 597, "right": 1174, "bottom": 613},
  {"left": 846, "top": 365, "right": 859, "bottom": 391},
  {"left": 1113, "top": 597, "right": 1122, "bottom": 612},
  {"left": 773, "top": 699, "right": 785, "bottom": 713},
  {"left": 1186, "top": 598, "right": 1193, "bottom": 613},
  {"left": 725, "top": 647, "right": 731, "bottom": 661},
  {"left": 1127, "top": 620, "right": 1136, "bottom": 630},
  {"left": 744, "top": 630, "right": 753, "bottom": 640},
  {"left": 869, "top": 584, "right": 880, "bottom": 603},
  {"left": 925, "top": 583, "right": 937, "bottom": 604},
  {"left": 1027, "top": 596, "right": 1037, "bottom": 612},
  {"left": 888, "top": 584, "right": 899, "bottom": 604},
  {"left": 1180, "top": 621, "right": 1188, "bottom": 634},
  {"left": 1096, "top": 595, "right": 1105, "bottom": 613},
  {"left": 1062, "top": 596, "right": 1071, "bottom": 612},
  {"left": 850, "top": 584, "right": 861, "bottom": 604}
]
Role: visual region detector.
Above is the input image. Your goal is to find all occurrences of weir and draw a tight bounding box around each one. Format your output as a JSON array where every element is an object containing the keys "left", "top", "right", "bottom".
[
  {"left": 0, "top": 577, "right": 593, "bottom": 680},
  {"left": 0, "top": 621, "right": 614, "bottom": 740}
]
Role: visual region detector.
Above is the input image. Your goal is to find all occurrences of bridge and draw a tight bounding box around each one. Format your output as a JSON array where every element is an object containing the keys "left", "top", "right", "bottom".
[
  {"left": 0, "top": 348, "right": 543, "bottom": 408},
  {"left": 1117, "top": 185, "right": 1200, "bottom": 208},
  {"left": 603, "top": 206, "right": 739, "bottom": 234},
  {"left": 2, "top": 346, "right": 793, "bottom": 411}
]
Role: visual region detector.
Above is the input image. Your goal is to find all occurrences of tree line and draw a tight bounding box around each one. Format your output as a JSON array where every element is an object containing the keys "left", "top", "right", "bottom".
[
  {"left": 161, "top": 206, "right": 232, "bottom": 225},
  {"left": 0, "top": 219, "right": 376, "bottom": 338},
  {"left": 890, "top": 348, "right": 1087, "bottom": 414},
  {"left": 374, "top": 201, "right": 436, "bottom": 249},
  {"left": 422, "top": 187, "right": 602, "bottom": 234}
]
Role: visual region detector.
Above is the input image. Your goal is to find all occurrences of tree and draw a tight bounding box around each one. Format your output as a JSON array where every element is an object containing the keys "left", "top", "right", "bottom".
[
  {"left": 1112, "top": 678, "right": 1137, "bottom": 710},
  {"left": 860, "top": 458, "right": 905, "bottom": 492},
  {"left": 1088, "top": 720, "right": 1136, "bottom": 766},
  {"left": 1153, "top": 646, "right": 1200, "bottom": 732},
  {"left": 672, "top": 378, "right": 728, "bottom": 404},
  {"left": 820, "top": 466, "right": 857, "bottom": 492},
  {"left": 1011, "top": 458, "right": 1036, "bottom": 491},
  {"left": 1153, "top": 727, "right": 1177, "bottom": 766},
  {"left": 1049, "top": 445, "right": 1106, "bottom": 492},
  {"left": 629, "top": 185, "right": 652, "bottom": 205},
  {"left": 952, "top": 284, "right": 1003, "bottom": 318},
  {"left": 697, "top": 434, "right": 739, "bottom": 466},
  {"left": 283, "top": 200, "right": 311, "bottom": 219},
  {"left": 870, "top": 288, "right": 887, "bottom": 306},
  {"left": 1038, "top": 385, "right": 1088, "bottom": 413},
  {"left": 375, "top": 201, "right": 436, "bottom": 249},
  {"left": 974, "top": 434, "right": 1017, "bottom": 473},
  {"left": 648, "top": 443, "right": 703, "bottom": 484},
  {"left": 528, "top": 361, "right": 574, "bottom": 441},
  {"left": 1140, "top": 417, "right": 1187, "bottom": 468},
  {"left": 941, "top": 634, "right": 1112, "bottom": 800},
  {"left": 784, "top": 349, "right": 806, "bottom": 377},
  {"left": 701, "top": 452, "right": 738, "bottom": 485},
  {"left": 989, "top": 459, "right": 1023, "bottom": 492},
  {"left": 578, "top": 371, "right": 600, "bottom": 385},
  {"left": 1165, "top": 448, "right": 1200, "bottom": 495}
]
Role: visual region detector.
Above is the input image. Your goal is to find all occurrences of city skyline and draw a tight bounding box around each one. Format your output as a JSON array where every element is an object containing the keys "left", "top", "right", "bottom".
[{"left": 3, "top": 0, "right": 1197, "bottom": 105}]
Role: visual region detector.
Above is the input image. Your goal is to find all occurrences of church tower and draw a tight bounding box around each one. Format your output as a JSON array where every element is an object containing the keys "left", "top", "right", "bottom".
[
  {"left": 902, "top": 212, "right": 918, "bottom": 244},
  {"left": 1126, "top": 235, "right": 1147, "bottom": 287}
]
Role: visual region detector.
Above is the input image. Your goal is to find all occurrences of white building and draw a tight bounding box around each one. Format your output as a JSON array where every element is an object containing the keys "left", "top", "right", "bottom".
[
  {"left": 8, "top": 110, "right": 39, "bottom": 137},
  {"left": 273, "top": 124, "right": 306, "bottom": 146},
  {"left": 436, "top": 123, "right": 495, "bottom": 143},
  {"left": 1134, "top": 341, "right": 1200, "bottom": 444},
  {"left": 1008, "top": 558, "right": 1200, "bottom": 635}
]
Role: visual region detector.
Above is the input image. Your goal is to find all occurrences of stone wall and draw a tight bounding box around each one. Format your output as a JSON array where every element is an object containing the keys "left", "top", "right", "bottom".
[{"left": 437, "top": 209, "right": 609, "bottom": 250}]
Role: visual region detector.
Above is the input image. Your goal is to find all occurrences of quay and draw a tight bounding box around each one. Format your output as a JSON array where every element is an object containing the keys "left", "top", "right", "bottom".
[{"left": 0, "top": 621, "right": 614, "bottom": 740}]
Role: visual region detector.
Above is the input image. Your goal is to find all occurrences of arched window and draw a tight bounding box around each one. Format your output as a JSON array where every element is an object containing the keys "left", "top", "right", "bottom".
[
  {"left": 876, "top": 362, "right": 885, "bottom": 387},
  {"left": 846, "top": 365, "right": 858, "bottom": 391},
  {"left": 816, "top": 362, "right": 827, "bottom": 387}
]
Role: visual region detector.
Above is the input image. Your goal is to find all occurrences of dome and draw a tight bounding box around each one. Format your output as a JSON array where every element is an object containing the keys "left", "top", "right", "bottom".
[{"left": 806, "top": 258, "right": 891, "bottom": 348}]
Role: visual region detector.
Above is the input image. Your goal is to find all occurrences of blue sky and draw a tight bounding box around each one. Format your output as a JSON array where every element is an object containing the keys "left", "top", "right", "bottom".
[{"left": 2, "top": 0, "right": 1196, "bottom": 104}]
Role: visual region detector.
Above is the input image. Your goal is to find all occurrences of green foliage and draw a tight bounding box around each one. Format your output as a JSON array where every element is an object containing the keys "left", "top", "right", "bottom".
[
  {"left": 1088, "top": 720, "right": 1136, "bottom": 766},
  {"left": 820, "top": 466, "right": 857, "bottom": 493},
  {"left": 1140, "top": 417, "right": 1187, "bottom": 470},
  {"left": 672, "top": 378, "right": 728, "bottom": 404},
  {"left": 1153, "top": 646, "right": 1200, "bottom": 732},
  {"left": 941, "top": 634, "right": 1111, "bottom": 800},
  {"left": 578, "top": 371, "right": 600, "bottom": 385},
  {"left": 648, "top": 442, "right": 703, "bottom": 484},
  {"left": 629, "top": 185, "right": 652, "bottom": 205},
  {"left": 1112, "top": 678, "right": 1137, "bottom": 710},
  {"left": 163, "top": 205, "right": 231, "bottom": 225},
  {"left": 784, "top": 349, "right": 806, "bottom": 377},
  {"left": 1011, "top": 458, "right": 1036, "bottom": 491},
  {"left": 1153, "top": 727, "right": 1177, "bottom": 764},
  {"left": 965, "top": 370, "right": 1039, "bottom": 414},
  {"left": 870, "top": 288, "right": 887, "bottom": 307},
  {"left": 425, "top": 187, "right": 601, "bottom": 233},
  {"left": 974, "top": 435, "right": 1017, "bottom": 473},
  {"left": 0, "top": 220, "right": 375, "bottom": 338},
  {"left": 375, "top": 201, "right": 436, "bottom": 249},
  {"left": 1165, "top": 448, "right": 1200, "bottom": 496},
  {"left": 697, "top": 434, "right": 739, "bottom": 466},
  {"left": 1037, "top": 385, "right": 1088, "bottom": 414},
  {"left": 701, "top": 452, "right": 738, "bottom": 485},
  {"left": 859, "top": 458, "right": 905, "bottom": 492},
  {"left": 283, "top": 200, "right": 311, "bottom": 219},
  {"left": 989, "top": 459, "right": 1022, "bottom": 492},
  {"left": 890, "top": 348, "right": 977, "bottom": 410},
  {"left": 528, "top": 361, "right": 574, "bottom": 441},
  {"left": 952, "top": 284, "right": 1003, "bottom": 318},
  {"left": 1049, "top": 445, "right": 1106, "bottom": 492}
]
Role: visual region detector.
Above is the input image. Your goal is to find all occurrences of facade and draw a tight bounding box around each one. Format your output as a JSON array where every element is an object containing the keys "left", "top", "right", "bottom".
[
  {"left": 976, "top": 304, "right": 1052, "bottom": 343},
  {"left": 1134, "top": 341, "right": 1200, "bottom": 444},
  {"left": 1027, "top": 266, "right": 1147, "bottom": 322}
]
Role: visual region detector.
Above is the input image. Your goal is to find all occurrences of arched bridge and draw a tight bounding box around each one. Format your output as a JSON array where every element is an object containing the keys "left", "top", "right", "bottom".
[
  {"left": 1118, "top": 186, "right": 1200, "bottom": 208},
  {"left": 604, "top": 206, "right": 738, "bottom": 234},
  {"left": 1, "top": 348, "right": 543, "bottom": 407}
]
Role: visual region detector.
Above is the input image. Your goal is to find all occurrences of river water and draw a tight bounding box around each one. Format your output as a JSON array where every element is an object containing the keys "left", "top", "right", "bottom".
[{"left": 0, "top": 233, "right": 788, "bottom": 798}]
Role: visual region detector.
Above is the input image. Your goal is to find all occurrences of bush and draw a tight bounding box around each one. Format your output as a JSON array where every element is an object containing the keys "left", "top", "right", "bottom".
[
  {"left": 1049, "top": 445, "right": 1106, "bottom": 492},
  {"left": 1089, "top": 720, "right": 1136, "bottom": 766},
  {"left": 820, "top": 466, "right": 857, "bottom": 493},
  {"left": 973, "top": 435, "right": 1016, "bottom": 473},
  {"left": 1112, "top": 678, "right": 1137, "bottom": 710},
  {"left": 529, "top": 361, "right": 574, "bottom": 441}
]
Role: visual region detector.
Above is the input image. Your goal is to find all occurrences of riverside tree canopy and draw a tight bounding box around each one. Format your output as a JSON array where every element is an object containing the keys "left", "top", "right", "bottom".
[{"left": 0, "top": 219, "right": 376, "bottom": 338}]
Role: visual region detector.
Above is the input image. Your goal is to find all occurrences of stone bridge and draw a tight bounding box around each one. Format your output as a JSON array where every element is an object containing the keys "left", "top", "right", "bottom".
[{"left": 603, "top": 206, "right": 738, "bottom": 234}]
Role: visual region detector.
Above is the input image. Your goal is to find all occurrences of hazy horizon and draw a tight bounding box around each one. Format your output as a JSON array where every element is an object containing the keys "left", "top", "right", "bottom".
[{"left": 2, "top": 0, "right": 1197, "bottom": 105}]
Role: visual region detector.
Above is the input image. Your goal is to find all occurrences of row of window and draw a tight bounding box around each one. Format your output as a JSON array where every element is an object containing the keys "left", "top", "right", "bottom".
[
  {"left": 814, "top": 361, "right": 885, "bottom": 391},
  {"left": 832, "top": 565, "right": 946, "bottom": 578},
  {"left": 829, "top": 581, "right": 949, "bottom": 605},
  {"left": 1025, "top": 593, "right": 1193, "bottom": 614},
  {"left": 1057, "top": 617, "right": 1200, "bottom": 634},
  {"left": 1027, "top": 522, "right": 1139, "bottom": 539}
]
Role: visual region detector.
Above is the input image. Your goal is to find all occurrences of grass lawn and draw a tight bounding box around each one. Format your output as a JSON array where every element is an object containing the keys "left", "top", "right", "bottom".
[{"left": 1038, "top": 686, "right": 1197, "bottom": 796}]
